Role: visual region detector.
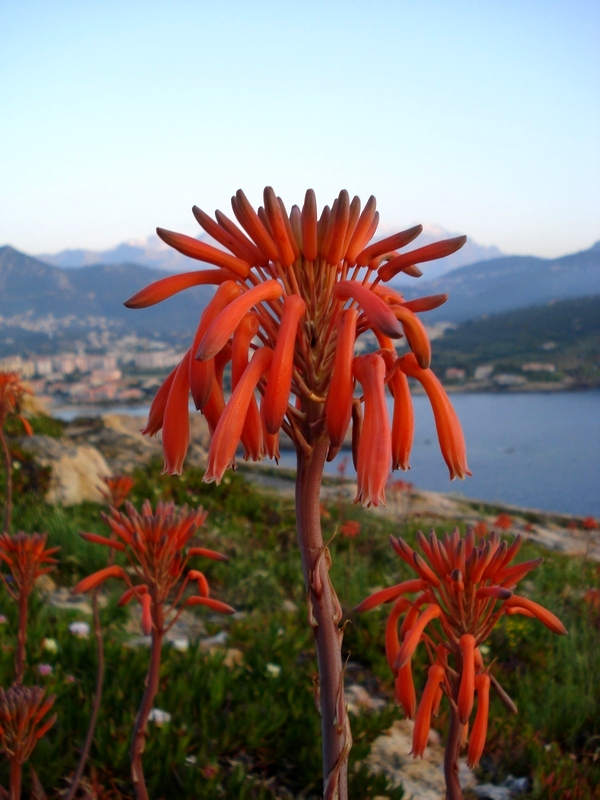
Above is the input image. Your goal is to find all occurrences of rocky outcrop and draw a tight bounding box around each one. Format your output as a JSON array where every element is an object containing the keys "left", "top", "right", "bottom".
[
  {"left": 63, "top": 413, "right": 209, "bottom": 474},
  {"left": 20, "top": 435, "right": 111, "bottom": 506},
  {"left": 363, "top": 719, "right": 476, "bottom": 800}
]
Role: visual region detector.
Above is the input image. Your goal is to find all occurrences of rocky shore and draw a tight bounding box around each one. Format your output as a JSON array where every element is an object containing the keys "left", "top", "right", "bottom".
[{"left": 18, "top": 413, "right": 599, "bottom": 563}]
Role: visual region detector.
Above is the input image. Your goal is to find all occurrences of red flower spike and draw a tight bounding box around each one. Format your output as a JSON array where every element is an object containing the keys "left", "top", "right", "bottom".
[
  {"left": 360, "top": 525, "right": 566, "bottom": 782},
  {"left": 412, "top": 663, "right": 446, "bottom": 758},
  {"left": 263, "top": 295, "right": 306, "bottom": 434},
  {"left": 78, "top": 502, "right": 230, "bottom": 631},
  {"left": 467, "top": 673, "right": 491, "bottom": 768},
  {"left": 458, "top": 633, "right": 476, "bottom": 724},
  {"left": 130, "top": 191, "right": 468, "bottom": 500},
  {"left": 353, "top": 354, "right": 391, "bottom": 507}
]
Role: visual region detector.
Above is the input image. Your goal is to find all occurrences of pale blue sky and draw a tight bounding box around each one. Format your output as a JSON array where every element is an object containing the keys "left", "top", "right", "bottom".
[{"left": 1, "top": 0, "right": 599, "bottom": 258}]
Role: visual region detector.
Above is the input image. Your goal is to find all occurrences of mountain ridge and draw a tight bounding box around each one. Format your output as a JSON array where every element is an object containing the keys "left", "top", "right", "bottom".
[
  {"left": 35, "top": 225, "right": 505, "bottom": 280},
  {"left": 0, "top": 242, "right": 599, "bottom": 348}
]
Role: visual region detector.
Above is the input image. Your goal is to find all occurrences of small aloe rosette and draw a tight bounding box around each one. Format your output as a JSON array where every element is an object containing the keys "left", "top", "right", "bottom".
[
  {"left": 72, "top": 500, "right": 234, "bottom": 633},
  {"left": 124, "top": 187, "right": 470, "bottom": 506},
  {"left": 356, "top": 526, "right": 567, "bottom": 767},
  {"left": 0, "top": 684, "right": 56, "bottom": 775}
]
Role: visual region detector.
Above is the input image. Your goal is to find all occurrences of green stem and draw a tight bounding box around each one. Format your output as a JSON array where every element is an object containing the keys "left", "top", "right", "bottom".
[{"left": 296, "top": 436, "right": 351, "bottom": 800}]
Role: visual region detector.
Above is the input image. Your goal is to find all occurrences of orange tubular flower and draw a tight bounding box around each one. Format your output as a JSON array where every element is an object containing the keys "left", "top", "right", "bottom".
[
  {"left": 72, "top": 500, "right": 233, "bottom": 630},
  {"left": 356, "top": 525, "right": 567, "bottom": 780},
  {"left": 125, "top": 188, "right": 469, "bottom": 502},
  {"left": 353, "top": 354, "right": 391, "bottom": 507}
]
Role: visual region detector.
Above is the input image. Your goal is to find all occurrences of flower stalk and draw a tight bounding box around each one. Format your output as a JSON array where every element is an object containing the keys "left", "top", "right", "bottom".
[{"left": 73, "top": 501, "right": 232, "bottom": 800}]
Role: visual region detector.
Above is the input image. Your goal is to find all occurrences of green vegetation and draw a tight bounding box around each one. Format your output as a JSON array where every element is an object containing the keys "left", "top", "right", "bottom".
[
  {"left": 431, "top": 295, "right": 600, "bottom": 387},
  {"left": 1, "top": 460, "right": 599, "bottom": 797}
]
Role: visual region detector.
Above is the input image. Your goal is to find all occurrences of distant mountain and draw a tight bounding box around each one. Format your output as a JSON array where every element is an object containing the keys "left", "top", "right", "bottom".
[
  {"left": 37, "top": 225, "right": 505, "bottom": 278},
  {"left": 396, "top": 242, "right": 600, "bottom": 323},
  {"left": 0, "top": 246, "right": 214, "bottom": 340},
  {"left": 2, "top": 238, "right": 599, "bottom": 357},
  {"left": 37, "top": 234, "right": 192, "bottom": 273}
]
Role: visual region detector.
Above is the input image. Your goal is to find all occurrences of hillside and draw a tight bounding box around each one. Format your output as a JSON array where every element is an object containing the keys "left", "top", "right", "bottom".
[
  {"left": 37, "top": 225, "right": 505, "bottom": 278},
  {"left": 0, "top": 246, "right": 214, "bottom": 346},
  {"left": 430, "top": 295, "right": 600, "bottom": 387}
]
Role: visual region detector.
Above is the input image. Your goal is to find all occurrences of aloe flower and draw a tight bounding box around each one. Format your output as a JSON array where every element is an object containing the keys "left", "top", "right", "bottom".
[
  {"left": 125, "top": 188, "right": 469, "bottom": 799},
  {"left": 0, "top": 372, "right": 33, "bottom": 535},
  {"left": 99, "top": 474, "right": 135, "bottom": 510},
  {"left": 0, "top": 533, "right": 59, "bottom": 683},
  {"left": 356, "top": 526, "right": 567, "bottom": 800},
  {"left": 0, "top": 684, "right": 56, "bottom": 799},
  {"left": 72, "top": 500, "right": 232, "bottom": 800}
]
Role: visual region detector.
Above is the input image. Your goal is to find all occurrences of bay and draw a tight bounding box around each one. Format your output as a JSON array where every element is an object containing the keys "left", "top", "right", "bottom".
[
  {"left": 278, "top": 391, "right": 600, "bottom": 518},
  {"left": 54, "top": 391, "right": 600, "bottom": 518}
]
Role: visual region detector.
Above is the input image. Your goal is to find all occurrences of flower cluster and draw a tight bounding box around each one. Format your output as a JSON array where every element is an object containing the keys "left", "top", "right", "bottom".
[
  {"left": 125, "top": 188, "right": 470, "bottom": 506},
  {"left": 0, "top": 372, "right": 32, "bottom": 433},
  {"left": 356, "top": 526, "right": 567, "bottom": 767},
  {"left": 99, "top": 475, "right": 135, "bottom": 510},
  {"left": 0, "top": 684, "right": 56, "bottom": 764},
  {"left": 0, "top": 532, "right": 59, "bottom": 599},
  {"left": 72, "top": 500, "right": 233, "bottom": 633}
]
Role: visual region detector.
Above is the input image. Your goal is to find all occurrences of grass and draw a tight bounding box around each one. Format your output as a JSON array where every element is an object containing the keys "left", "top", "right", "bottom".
[{"left": 0, "top": 456, "right": 599, "bottom": 798}]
